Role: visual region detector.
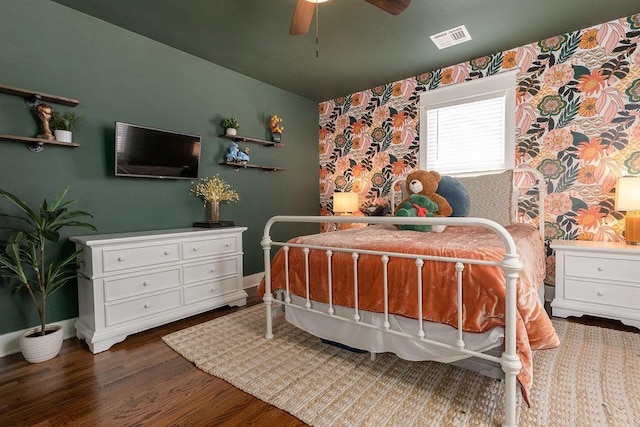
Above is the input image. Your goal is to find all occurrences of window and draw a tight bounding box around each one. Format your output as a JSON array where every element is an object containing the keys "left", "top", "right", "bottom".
[{"left": 419, "top": 70, "right": 517, "bottom": 175}]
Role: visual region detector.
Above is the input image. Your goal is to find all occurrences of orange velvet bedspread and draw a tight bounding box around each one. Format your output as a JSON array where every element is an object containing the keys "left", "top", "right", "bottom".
[{"left": 260, "top": 224, "right": 559, "bottom": 404}]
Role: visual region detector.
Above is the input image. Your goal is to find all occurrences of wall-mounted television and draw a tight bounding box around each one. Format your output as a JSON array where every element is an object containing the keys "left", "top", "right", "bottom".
[{"left": 115, "top": 121, "right": 201, "bottom": 180}]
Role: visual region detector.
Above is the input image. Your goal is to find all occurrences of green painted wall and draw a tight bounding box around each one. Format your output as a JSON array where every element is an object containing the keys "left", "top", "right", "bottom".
[{"left": 0, "top": 0, "right": 319, "bottom": 334}]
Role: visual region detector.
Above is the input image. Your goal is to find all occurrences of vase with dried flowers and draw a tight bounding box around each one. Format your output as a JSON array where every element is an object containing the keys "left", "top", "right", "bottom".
[
  {"left": 191, "top": 175, "right": 239, "bottom": 222},
  {"left": 269, "top": 115, "right": 284, "bottom": 143}
]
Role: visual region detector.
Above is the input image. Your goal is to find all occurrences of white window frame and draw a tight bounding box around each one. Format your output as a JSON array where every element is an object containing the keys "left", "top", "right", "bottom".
[{"left": 419, "top": 69, "right": 518, "bottom": 175}]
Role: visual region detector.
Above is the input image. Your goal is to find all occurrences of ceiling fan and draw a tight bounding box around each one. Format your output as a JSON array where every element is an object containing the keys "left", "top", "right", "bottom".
[{"left": 290, "top": 0, "right": 411, "bottom": 36}]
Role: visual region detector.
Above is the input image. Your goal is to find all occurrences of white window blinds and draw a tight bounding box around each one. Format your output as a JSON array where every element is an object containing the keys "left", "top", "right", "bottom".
[{"left": 419, "top": 70, "right": 517, "bottom": 175}]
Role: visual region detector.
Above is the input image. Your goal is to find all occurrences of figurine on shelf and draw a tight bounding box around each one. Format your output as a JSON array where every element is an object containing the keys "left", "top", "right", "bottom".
[
  {"left": 226, "top": 142, "right": 250, "bottom": 164},
  {"left": 35, "top": 103, "right": 54, "bottom": 140}
]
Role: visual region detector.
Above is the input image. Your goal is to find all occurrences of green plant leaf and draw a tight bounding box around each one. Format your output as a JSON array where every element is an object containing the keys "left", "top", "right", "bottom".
[
  {"left": 50, "top": 111, "right": 85, "bottom": 131},
  {"left": 48, "top": 186, "right": 70, "bottom": 211},
  {"left": 1, "top": 233, "right": 28, "bottom": 283},
  {"left": 0, "top": 189, "right": 39, "bottom": 226}
]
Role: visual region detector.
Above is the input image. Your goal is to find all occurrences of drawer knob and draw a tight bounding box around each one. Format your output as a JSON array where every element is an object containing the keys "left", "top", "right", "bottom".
[
  {"left": 597, "top": 266, "right": 605, "bottom": 272},
  {"left": 225, "top": 243, "right": 230, "bottom": 247},
  {"left": 117, "top": 256, "right": 125, "bottom": 262},
  {"left": 144, "top": 303, "right": 151, "bottom": 309},
  {"left": 597, "top": 291, "right": 604, "bottom": 297},
  {"left": 142, "top": 281, "right": 150, "bottom": 287},
  {"left": 210, "top": 287, "right": 218, "bottom": 293},
  {"left": 164, "top": 250, "right": 171, "bottom": 255},
  {"left": 192, "top": 247, "right": 199, "bottom": 252},
  {"left": 210, "top": 268, "right": 217, "bottom": 273}
]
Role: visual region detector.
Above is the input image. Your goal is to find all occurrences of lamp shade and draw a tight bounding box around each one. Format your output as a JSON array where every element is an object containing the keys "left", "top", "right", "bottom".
[
  {"left": 615, "top": 176, "right": 640, "bottom": 211},
  {"left": 333, "top": 192, "right": 359, "bottom": 214}
]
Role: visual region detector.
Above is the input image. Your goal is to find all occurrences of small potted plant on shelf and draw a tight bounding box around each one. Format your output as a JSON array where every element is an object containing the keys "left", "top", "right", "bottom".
[
  {"left": 50, "top": 111, "right": 86, "bottom": 143},
  {"left": 269, "top": 115, "right": 284, "bottom": 143},
  {"left": 0, "top": 186, "right": 97, "bottom": 363},
  {"left": 220, "top": 117, "right": 240, "bottom": 136}
]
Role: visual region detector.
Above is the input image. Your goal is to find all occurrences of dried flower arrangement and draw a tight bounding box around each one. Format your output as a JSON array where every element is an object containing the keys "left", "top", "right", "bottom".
[
  {"left": 270, "top": 115, "right": 284, "bottom": 134},
  {"left": 190, "top": 175, "right": 239, "bottom": 206}
]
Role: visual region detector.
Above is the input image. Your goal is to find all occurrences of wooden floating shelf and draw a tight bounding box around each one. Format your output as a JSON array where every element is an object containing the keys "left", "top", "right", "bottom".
[
  {"left": 0, "top": 83, "right": 79, "bottom": 107},
  {"left": 0, "top": 134, "right": 79, "bottom": 148},
  {"left": 219, "top": 134, "right": 285, "bottom": 148},
  {"left": 220, "top": 162, "right": 285, "bottom": 171}
]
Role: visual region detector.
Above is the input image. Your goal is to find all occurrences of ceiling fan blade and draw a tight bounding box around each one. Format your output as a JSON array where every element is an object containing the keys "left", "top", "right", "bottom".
[
  {"left": 364, "top": 0, "right": 410, "bottom": 15},
  {"left": 290, "top": 0, "right": 315, "bottom": 35}
]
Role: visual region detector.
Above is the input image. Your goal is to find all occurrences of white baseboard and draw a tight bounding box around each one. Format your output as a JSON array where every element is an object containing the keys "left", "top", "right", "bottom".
[
  {"left": 1, "top": 273, "right": 266, "bottom": 359},
  {"left": 0, "top": 275, "right": 553, "bottom": 359},
  {"left": 243, "top": 272, "right": 264, "bottom": 289},
  {"left": 0, "top": 318, "right": 77, "bottom": 358}
]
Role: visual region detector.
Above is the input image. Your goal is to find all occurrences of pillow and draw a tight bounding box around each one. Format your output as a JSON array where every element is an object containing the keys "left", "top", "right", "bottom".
[
  {"left": 456, "top": 170, "right": 514, "bottom": 225},
  {"left": 435, "top": 176, "right": 470, "bottom": 217}
]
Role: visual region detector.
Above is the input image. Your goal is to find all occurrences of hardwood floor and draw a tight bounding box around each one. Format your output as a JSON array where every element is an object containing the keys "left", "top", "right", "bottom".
[
  {"left": 1, "top": 294, "right": 636, "bottom": 426},
  {"left": 0, "top": 291, "right": 304, "bottom": 427}
]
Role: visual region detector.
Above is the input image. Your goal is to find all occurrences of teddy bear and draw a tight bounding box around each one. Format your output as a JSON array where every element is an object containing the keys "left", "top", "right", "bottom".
[
  {"left": 396, "top": 170, "right": 453, "bottom": 218},
  {"left": 395, "top": 194, "right": 439, "bottom": 232}
]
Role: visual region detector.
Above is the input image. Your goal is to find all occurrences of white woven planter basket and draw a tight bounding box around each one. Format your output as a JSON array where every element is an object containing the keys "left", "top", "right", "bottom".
[{"left": 19, "top": 325, "right": 64, "bottom": 363}]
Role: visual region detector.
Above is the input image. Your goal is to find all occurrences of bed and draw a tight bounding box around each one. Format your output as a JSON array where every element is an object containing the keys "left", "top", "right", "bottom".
[{"left": 259, "top": 168, "right": 559, "bottom": 427}]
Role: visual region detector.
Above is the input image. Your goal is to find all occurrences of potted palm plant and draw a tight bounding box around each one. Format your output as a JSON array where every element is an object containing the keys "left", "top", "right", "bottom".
[
  {"left": 0, "top": 186, "right": 96, "bottom": 363},
  {"left": 50, "top": 111, "right": 86, "bottom": 143}
]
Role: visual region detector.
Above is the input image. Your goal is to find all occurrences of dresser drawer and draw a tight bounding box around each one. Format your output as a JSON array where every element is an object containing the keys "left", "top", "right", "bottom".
[
  {"left": 103, "top": 242, "right": 181, "bottom": 272},
  {"left": 184, "top": 277, "right": 238, "bottom": 305},
  {"left": 103, "top": 268, "right": 181, "bottom": 302},
  {"left": 183, "top": 236, "right": 237, "bottom": 260},
  {"left": 105, "top": 290, "right": 182, "bottom": 326},
  {"left": 564, "top": 278, "right": 640, "bottom": 310},
  {"left": 183, "top": 258, "right": 237, "bottom": 284},
  {"left": 564, "top": 254, "right": 639, "bottom": 284}
]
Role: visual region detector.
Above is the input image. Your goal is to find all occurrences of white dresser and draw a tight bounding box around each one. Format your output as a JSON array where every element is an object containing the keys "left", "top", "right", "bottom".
[
  {"left": 71, "top": 227, "right": 248, "bottom": 353},
  {"left": 551, "top": 240, "right": 640, "bottom": 329}
]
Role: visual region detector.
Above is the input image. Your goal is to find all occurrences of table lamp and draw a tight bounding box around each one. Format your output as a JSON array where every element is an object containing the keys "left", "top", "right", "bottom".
[
  {"left": 333, "top": 192, "right": 359, "bottom": 229},
  {"left": 615, "top": 176, "right": 640, "bottom": 245}
]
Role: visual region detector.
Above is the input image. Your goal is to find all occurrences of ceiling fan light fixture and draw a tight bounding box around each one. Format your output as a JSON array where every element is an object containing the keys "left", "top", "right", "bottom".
[{"left": 291, "top": 0, "right": 409, "bottom": 36}]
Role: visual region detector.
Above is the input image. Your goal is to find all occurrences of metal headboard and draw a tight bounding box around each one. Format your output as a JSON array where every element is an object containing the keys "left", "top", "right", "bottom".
[{"left": 390, "top": 167, "right": 546, "bottom": 238}]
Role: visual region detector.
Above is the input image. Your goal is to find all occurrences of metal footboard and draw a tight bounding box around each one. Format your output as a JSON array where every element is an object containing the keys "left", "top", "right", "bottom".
[{"left": 262, "top": 215, "right": 524, "bottom": 427}]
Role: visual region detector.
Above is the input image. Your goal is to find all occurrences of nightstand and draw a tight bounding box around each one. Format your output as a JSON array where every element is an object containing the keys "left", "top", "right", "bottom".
[{"left": 551, "top": 240, "right": 640, "bottom": 329}]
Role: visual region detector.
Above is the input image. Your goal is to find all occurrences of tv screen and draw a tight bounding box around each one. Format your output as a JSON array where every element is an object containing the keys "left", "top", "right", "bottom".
[{"left": 115, "top": 122, "right": 201, "bottom": 180}]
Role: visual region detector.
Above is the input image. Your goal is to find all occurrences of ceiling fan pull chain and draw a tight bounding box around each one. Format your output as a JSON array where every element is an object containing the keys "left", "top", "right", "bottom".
[{"left": 315, "top": 0, "right": 320, "bottom": 58}]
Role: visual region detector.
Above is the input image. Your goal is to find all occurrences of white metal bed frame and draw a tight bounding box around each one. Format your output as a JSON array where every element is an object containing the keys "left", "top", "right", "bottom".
[{"left": 261, "top": 168, "right": 545, "bottom": 427}]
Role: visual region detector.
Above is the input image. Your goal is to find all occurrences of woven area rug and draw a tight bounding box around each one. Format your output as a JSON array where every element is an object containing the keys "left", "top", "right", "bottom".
[{"left": 163, "top": 305, "right": 640, "bottom": 426}]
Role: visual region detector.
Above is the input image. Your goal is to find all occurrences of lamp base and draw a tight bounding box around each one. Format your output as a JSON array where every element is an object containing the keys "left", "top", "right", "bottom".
[{"left": 624, "top": 213, "right": 640, "bottom": 245}]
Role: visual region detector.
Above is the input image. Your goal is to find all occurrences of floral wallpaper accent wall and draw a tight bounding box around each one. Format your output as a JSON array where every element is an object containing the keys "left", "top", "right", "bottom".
[{"left": 319, "top": 13, "right": 640, "bottom": 285}]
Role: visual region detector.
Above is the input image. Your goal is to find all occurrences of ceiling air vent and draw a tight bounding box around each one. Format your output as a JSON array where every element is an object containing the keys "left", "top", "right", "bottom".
[{"left": 430, "top": 25, "right": 472, "bottom": 50}]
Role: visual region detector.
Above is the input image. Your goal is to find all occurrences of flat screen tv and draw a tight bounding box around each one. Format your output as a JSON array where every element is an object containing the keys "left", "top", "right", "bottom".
[{"left": 115, "top": 121, "right": 201, "bottom": 180}]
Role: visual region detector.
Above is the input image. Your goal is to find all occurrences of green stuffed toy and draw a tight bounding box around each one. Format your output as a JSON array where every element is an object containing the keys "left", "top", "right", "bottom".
[{"left": 395, "top": 194, "right": 439, "bottom": 232}]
